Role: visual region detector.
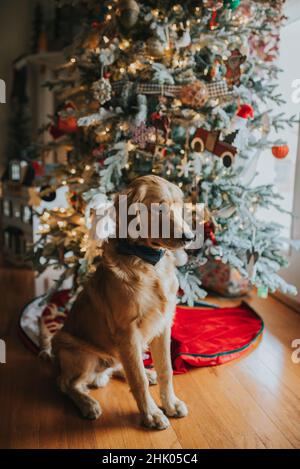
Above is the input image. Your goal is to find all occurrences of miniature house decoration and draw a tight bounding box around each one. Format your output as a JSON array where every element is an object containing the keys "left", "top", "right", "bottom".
[{"left": 1, "top": 159, "right": 34, "bottom": 266}]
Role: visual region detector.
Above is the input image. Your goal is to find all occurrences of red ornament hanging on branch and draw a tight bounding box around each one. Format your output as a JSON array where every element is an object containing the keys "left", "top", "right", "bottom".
[
  {"left": 204, "top": 221, "right": 217, "bottom": 245},
  {"left": 50, "top": 102, "right": 78, "bottom": 139},
  {"left": 236, "top": 103, "right": 254, "bottom": 120},
  {"left": 57, "top": 102, "right": 78, "bottom": 134},
  {"left": 272, "top": 144, "right": 289, "bottom": 159}
]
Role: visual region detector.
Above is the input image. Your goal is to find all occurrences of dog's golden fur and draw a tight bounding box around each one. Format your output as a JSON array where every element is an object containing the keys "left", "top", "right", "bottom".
[{"left": 52, "top": 175, "right": 190, "bottom": 429}]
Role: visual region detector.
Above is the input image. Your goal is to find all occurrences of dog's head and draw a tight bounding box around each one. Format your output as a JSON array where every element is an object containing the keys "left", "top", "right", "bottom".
[{"left": 115, "top": 175, "right": 195, "bottom": 250}]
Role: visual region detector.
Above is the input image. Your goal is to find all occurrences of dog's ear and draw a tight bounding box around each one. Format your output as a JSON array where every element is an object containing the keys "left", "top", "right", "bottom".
[
  {"left": 114, "top": 181, "right": 148, "bottom": 238},
  {"left": 115, "top": 181, "right": 147, "bottom": 207}
]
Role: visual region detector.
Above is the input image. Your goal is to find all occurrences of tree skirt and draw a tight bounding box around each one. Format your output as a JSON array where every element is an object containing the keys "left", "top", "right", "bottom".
[{"left": 18, "top": 290, "right": 264, "bottom": 373}]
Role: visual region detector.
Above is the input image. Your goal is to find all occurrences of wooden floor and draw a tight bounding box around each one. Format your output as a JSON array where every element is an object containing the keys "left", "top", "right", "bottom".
[{"left": 0, "top": 267, "right": 300, "bottom": 449}]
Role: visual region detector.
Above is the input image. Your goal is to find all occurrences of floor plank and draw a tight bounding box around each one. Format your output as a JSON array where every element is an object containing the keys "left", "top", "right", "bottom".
[{"left": 0, "top": 268, "right": 299, "bottom": 449}]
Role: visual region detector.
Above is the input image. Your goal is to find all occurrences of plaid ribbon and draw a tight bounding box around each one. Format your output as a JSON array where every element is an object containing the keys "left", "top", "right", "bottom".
[
  {"left": 206, "top": 81, "right": 229, "bottom": 99},
  {"left": 112, "top": 80, "right": 230, "bottom": 99}
]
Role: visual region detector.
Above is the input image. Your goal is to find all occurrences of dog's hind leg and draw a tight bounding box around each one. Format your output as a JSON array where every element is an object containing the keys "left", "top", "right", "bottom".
[{"left": 57, "top": 348, "right": 102, "bottom": 420}]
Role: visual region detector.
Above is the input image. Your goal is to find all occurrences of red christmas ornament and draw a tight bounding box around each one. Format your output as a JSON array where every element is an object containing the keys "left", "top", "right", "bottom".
[
  {"left": 237, "top": 104, "right": 254, "bottom": 119},
  {"left": 151, "top": 112, "right": 161, "bottom": 121},
  {"left": 272, "top": 144, "right": 289, "bottom": 159},
  {"left": 204, "top": 221, "right": 217, "bottom": 245},
  {"left": 57, "top": 116, "right": 78, "bottom": 134},
  {"left": 92, "top": 21, "right": 102, "bottom": 30},
  {"left": 57, "top": 102, "right": 78, "bottom": 134}
]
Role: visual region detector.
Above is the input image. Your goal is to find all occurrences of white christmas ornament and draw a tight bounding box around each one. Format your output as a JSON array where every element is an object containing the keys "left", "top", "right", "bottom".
[
  {"left": 134, "top": 94, "right": 148, "bottom": 126},
  {"left": 92, "top": 78, "right": 112, "bottom": 105}
]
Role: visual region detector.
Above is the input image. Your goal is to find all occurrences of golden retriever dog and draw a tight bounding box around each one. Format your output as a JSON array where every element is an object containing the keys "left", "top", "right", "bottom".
[{"left": 52, "top": 175, "right": 194, "bottom": 430}]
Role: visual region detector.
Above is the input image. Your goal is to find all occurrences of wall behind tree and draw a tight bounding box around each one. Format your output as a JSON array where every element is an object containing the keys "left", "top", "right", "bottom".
[{"left": 0, "top": 0, "right": 35, "bottom": 174}]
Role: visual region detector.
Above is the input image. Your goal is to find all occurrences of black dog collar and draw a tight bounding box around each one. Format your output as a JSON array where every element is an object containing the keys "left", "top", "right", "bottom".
[{"left": 117, "top": 240, "right": 165, "bottom": 266}]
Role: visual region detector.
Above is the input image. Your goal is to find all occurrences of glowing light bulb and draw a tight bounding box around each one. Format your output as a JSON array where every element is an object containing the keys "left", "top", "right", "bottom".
[{"left": 120, "top": 39, "right": 130, "bottom": 50}]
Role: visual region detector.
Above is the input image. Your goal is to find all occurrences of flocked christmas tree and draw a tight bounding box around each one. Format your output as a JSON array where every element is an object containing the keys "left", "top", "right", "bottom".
[{"left": 30, "top": 0, "right": 297, "bottom": 304}]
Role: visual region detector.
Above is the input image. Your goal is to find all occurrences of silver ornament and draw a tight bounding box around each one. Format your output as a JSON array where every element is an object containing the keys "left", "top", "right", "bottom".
[{"left": 119, "top": 0, "right": 140, "bottom": 29}]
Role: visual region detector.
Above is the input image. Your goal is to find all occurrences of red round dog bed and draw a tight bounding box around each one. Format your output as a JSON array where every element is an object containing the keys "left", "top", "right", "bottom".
[
  {"left": 171, "top": 303, "right": 264, "bottom": 373},
  {"left": 18, "top": 290, "right": 263, "bottom": 373}
]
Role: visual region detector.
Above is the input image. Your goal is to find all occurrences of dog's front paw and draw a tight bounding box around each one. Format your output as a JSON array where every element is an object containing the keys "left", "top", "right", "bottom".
[
  {"left": 141, "top": 409, "right": 170, "bottom": 430},
  {"left": 163, "top": 399, "right": 188, "bottom": 418},
  {"left": 80, "top": 396, "right": 102, "bottom": 420}
]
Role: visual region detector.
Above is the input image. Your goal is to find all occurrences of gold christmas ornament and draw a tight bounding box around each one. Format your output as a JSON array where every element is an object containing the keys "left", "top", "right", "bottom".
[
  {"left": 180, "top": 81, "right": 209, "bottom": 108},
  {"left": 146, "top": 37, "right": 165, "bottom": 58},
  {"left": 118, "top": 0, "right": 140, "bottom": 29}
]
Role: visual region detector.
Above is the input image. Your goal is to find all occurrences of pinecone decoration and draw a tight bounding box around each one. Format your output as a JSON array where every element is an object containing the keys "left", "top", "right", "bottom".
[
  {"left": 180, "top": 80, "right": 209, "bottom": 108},
  {"left": 92, "top": 78, "right": 112, "bottom": 105}
]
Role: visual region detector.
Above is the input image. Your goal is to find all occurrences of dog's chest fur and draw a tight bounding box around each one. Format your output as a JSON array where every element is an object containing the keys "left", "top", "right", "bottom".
[{"left": 133, "top": 253, "right": 178, "bottom": 343}]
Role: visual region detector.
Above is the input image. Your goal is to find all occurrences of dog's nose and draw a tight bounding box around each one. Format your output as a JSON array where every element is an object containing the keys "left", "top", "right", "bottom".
[{"left": 182, "top": 231, "right": 195, "bottom": 242}]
